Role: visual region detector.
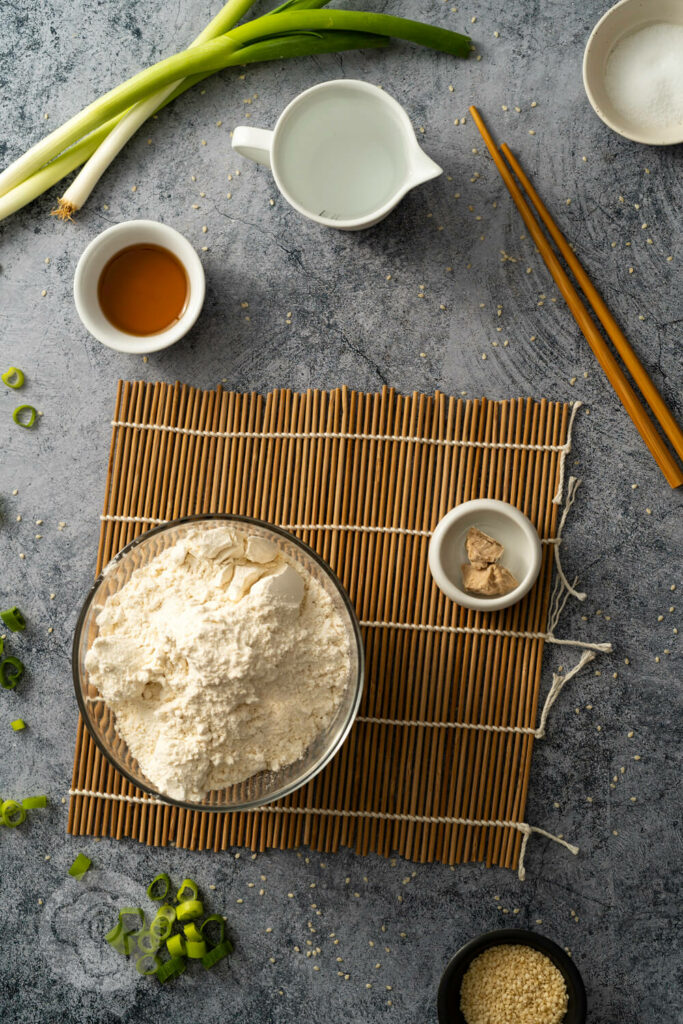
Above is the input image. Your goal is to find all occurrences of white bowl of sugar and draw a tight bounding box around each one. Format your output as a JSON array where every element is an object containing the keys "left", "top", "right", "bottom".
[{"left": 583, "top": 0, "right": 683, "bottom": 145}]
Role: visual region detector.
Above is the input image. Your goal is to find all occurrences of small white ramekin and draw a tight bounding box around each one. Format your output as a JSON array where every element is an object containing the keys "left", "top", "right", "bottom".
[
  {"left": 74, "top": 220, "right": 205, "bottom": 354},
  {"left": 428, "top": 500, "right": 542, "bottom": 612},
  {"left": 583, "top": 0, "right": 683, "bottom": 146}
]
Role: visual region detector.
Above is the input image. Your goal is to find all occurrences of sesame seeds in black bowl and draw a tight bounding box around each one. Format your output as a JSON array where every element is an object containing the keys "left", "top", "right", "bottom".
[{"left": 437, "top": 928, "right": 587, "bottom": 1024}]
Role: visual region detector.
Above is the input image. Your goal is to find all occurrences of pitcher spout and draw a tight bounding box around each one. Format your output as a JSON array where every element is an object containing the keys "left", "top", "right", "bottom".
[{"left": 408, "top": 148, "right": 443, "bottom": 187}]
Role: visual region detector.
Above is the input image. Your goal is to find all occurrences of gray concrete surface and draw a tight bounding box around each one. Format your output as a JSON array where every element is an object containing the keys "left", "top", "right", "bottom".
[{"left": 0, "top": 1, "right": 681, "bottom": 1022}]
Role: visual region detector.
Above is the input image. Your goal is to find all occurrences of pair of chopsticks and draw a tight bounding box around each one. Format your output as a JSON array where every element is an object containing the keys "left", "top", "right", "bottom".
[{"left": 469, "top": 106, "right": 683, "bottom": 489}]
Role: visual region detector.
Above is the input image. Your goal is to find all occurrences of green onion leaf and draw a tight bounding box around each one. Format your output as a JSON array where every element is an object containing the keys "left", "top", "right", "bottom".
[
  {"left": 1, "top": 607, "right": 26, "bottom": 631},
  {"left": 105, "top": 922, "right": 131, "bottom": 956},
  {"left": 119, "top": 908, "right": 145, "bottom": 938},
  {"left": 11, "top": 719, "right": 26, "bottom": 731},
  {"left": 182, "top": 922, "right": 202, "bottom": 943},
  {"left": 156, "top": 954, "right": 186, "bottom": 983},
  {"left": 176, "top": 899, "right": 204, "bottom": 921},
  {"left": 186, "top": 939, "right": 207, "bottom": 959},
  {"left": 12, "top": 405, "right": 37, "bottom": 428},
  {"left": 1, "top": 656, "right": 24, "bottom": 690},
  {"left": 150, "top": 904, "right": 176, "bottom": 940},
  {"left": 166, "top": 934, "right": 186, "bottom": 958},
  {"left": 175, "top": 878, "right": 199, "bottom": 903},
  {"left": 136, "top": 953, "right": 161, "bottom": 976},
  {"left": 147, "top": 872, "right": 171, "bottom": 901},
  {"left": 199, "top": 914, "right": 226, "bottom": 947},
  {"left": 136, "top": 929, "right": 161, "bottom": 954},
  {"left": 69, "top": 853, "right": 92, "bottom": 879},
  {"left": 22, "top": 795, "right": 47, "bottom": 809},
  {"left": 1, "top": 799, "right": 27, "bottom": 827},
  {"left": 2, "top": 367, "right": 25, "bottom": 389},
  {"left": 201, "top": 939, "right": 234, "bottom": 968}
]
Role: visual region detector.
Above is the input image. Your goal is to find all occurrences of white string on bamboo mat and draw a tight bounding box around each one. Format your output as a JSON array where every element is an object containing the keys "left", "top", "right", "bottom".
[
  {"left": 110, "top": 399, "right": 581, "bottom": 504},
  {"left": 67, "top": 788, "right": 577, "bottom": 881}
]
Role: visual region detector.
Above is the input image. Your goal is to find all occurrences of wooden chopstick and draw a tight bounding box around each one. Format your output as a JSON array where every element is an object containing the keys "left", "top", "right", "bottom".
[
  {"left": 500, "top": 142, "right": 683, "bottom": 465},
  {"left": 469, "top": 105, "right": 683, "bottom": 489}
]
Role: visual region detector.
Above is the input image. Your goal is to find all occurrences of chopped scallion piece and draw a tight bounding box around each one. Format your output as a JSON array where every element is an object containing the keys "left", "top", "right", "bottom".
[
  {"left": 12, "top": 404, "right": 37, "bottom": 428},
  {"left": 137, "top": 929, "right": 161, "bottom": 954},
  {"left": 199, "top": 914, "right": 226, "bottom": 946},
  {"left": 105, "top": 922, "right": 131, "bottom": 956},
  {"left": 175, "top": 878, "right": 199, "bottom": 903},
  {"left": 201, "top": 939, "right": 233, "bottom": 968},
  {"left": 186, "top": 939, "right": 207, "bottom": 959},
  {"left": 22, "top": 795, "right": 47, "bottom": 809},
  {"left": 69, "top": 853, "right": 92, "bottom": 879},
  {"left": 182, "top": 922, "right": 202, "bottom": 943},
  {"left": 147, "top": 872, "right": 171, "bottom": 901},
  {"left": 2, "top": 367, "right": 25, "bottom": 389},
  {"left": 150, "top": 904, "right": 176, "bottom": 940},
  {"left": 119, "top": 908, "right": 145, "bottom": 939},
  {"left": 156, "top": 955, "right": 186, "bottom": 984},
  {"left": 11, "top": 719, "right": 26, "bottom": 731},
  {"left": 166, "top": 934, "right": 186, "bottom": 958},
  {"left": 1, "top": 799, "right": 27, "bottom": 827},
  {"left": 1, "top": 656, "right": 24, "bottom": 690},
  {"left": 1, "top": 606, "right": 26, "bottom": 632},
  {"left": 136, "top": 953, "right": 161, "bottom": 976},
  {"left": 176, "top": 899, "right": 204, "bottom": 921}
]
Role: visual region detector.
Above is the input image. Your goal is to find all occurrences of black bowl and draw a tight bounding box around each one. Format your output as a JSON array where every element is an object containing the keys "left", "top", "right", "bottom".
[{"left": 437, "top": 928, "right": 587, "bottom": 1024}]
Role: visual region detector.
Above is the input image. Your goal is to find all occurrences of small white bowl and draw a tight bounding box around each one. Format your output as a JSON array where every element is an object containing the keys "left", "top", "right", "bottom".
[
  {"left": 428, "top": 500, "right": 542, "bottom": 612},
  {"left": 74, "top": 220, "right": 205, "bottom": 354},
  {"left": 583, "top": 0, "right": 683, "bottom": 145}
]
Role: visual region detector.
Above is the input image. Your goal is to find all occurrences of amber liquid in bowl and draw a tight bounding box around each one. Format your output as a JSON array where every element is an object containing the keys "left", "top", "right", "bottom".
[{"left": 97, "top": 243, "right": 189, "bottom": 336}]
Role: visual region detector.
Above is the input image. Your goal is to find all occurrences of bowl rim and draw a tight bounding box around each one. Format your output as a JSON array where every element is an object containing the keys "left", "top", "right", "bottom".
[
  {"left": 582, "top": 0, "right": 683, "bottom": 146},
  {"left": 437, "top": 927, "right": 587, "bottom": 1024},
  {"left": 427, "top": 499, "right": 542, "bottom": 611},
  {"left": 72, "top": 512, "right": 365, "bottom": 812}
]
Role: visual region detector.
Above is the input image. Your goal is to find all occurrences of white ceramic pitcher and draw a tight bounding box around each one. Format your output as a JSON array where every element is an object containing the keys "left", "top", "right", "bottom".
[{"left": 232, "top": 79, "right": 442, "bottom": 230}]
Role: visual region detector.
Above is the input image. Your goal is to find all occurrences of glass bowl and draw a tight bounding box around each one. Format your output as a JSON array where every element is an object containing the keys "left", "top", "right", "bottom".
[{"left": 73, "top": 514, "right": 364, "bottom": 812}]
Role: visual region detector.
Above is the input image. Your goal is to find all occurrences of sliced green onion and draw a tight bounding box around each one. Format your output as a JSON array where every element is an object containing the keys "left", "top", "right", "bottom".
[
  {"left": 1, "top": 656, "right": 24, "bottom": 690},
  {"left": 186, "top": 939, "right": 207, "bottom": 959},
  {"left": 11, "top": 719, "right": 26, "bottom": 731},
  {"left": 166, "top": 934, "right": 186, "bottom": 958},
  {"left": 200, "top": 914, "right": 226, "bottom": 946},
  {"left": 105, "top": 923, "right": 131, "bottom": 956},
  {"left": 150, "top": 905, "right": 176, "bottom": 940},
  {"left": 182, "top": 922, "right": 203, "bottom": 943},
  {"left": 12, "top": 405, "right": 37, "bottom": 429},
  {"left": 156, "top": 955, "right": 186, "bottom": 984},
  {"left": 1, "top": 607, "right": 26, "bottom": 632},
  {"left": 68, "top": 853, "right": 92, "bottom": 879},
  {"left": 136, "top": 929, "right": 161, "bottom": 954},
  {"left": 136, "top": 953, "right": 161, "bottom": 975},
  {"left": 22, "top": 795, "right": 47, "bottom": 809},
  {"left": 119, "top": 908, "right": 145, "bottom": 937},
  {"left": 2, "top": 367, "right": 25, "bottom": 389},
  {"left": 201, "top": 939, "right": 234, "bottom": 968},
  {"left": 175, "top": 878, "right": 199, "bottom": 903},
  {"left": 1, "top": 799, "right": 27, "bottom": 827},
  {"left": 147, "top": 872, "right": 171, "bottom": 901},
  {"left": 176, "top": 899, "right": 204, "bottom": 921}
]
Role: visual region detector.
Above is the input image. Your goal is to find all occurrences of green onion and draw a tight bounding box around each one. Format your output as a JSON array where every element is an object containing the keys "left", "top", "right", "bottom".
[
  {"left": 150, "top": 905, "right": 176, "bottom": 940},
  {"left": 136, "top": 953, "right": 161, "bottom": 976},
  {"left": 22, "top": 795, "right": 47, "bottom": 809},
  {"left": 147, "top": 872, "right": 171, "bottom": 901},
  {"left": 2, "top": 367, "right": 25, "bottom": 389},
  {"left": 201, "top": 939, "right": 234, "bottom": 968},
  {"left": 12, "top": 405, "right": 37, "bottom": 429},
  {"left": 11, "top": 719, "right": 26, "bottom": 731},
  {"left": 69, "top": 853, "right": 92, "bottom": 880},
  {"left": 199, "top": 914, "right": 227, "bottom": 946},
  {"left": 176, "top": 899, "right": 204, "bottom": 922},
  {"left": 1, "top": 799, "right": 27, "bottom": 827},
  {"left": 106, "top": 922, "right": 131, "bottom": 956},
  {"left": 175, "top": 878, "right": 199, "bottom": 903},
  {"left": 1, "top": 656, "right": 24, "bottom": 690},
  {"left": 166, "top": 934, "right": 186, "bottom": 958},
  {"left": 0, "top": 3, "right": 469, "bottom": 220},
  {"left": 136, "top": 929, "right": 161, "bottom": 954},
  {"left": 156, "top": 955, "right": 187, "bottom": 983},
  {"left": 1, "top": 607, "right": 26, "bottom": 631},
  {"left": 186, "top": 939, "right": 207, "bottom": 959},
  {"left": 182, "top": 922, "right": 203, "bottom": 943}
]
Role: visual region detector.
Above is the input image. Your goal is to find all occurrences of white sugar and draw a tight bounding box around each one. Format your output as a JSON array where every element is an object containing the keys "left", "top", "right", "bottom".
[{"left": 604, "top": 22, "right": 683, "bottom": 130}]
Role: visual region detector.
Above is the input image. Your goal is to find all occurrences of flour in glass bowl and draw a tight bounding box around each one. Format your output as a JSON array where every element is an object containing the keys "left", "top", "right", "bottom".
[
  {"left": 85, "top": 526, "right": 351, "bottom": 801},
  {"left": 604, "top": 22, "right": 683, "bottom": 131}
]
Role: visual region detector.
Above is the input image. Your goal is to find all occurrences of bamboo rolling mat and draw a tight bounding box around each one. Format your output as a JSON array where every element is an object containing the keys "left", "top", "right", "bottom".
[{"left": 69, "top": 382, "right": 575, "bottom": 872}]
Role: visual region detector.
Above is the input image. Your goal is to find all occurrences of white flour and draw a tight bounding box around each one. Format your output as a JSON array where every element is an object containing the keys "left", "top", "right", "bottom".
[{"left": 85, "top": 526, "right": 350, "bottom": 801}]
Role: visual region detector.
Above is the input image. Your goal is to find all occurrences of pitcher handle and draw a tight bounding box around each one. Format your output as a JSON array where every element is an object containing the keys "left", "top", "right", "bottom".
[{"left": 232, "top": 127, "right": 274, "bottom": 168}]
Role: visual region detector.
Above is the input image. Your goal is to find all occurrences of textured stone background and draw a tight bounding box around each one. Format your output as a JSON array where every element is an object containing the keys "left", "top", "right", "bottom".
[{"left": 0, "top": 1, "right": 681, "bottom": 1022}]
